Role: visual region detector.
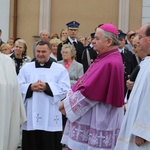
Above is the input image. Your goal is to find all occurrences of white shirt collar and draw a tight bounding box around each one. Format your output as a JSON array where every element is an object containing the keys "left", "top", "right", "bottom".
[
  {"left": 68, "top": 36, "right": 77, "bottom": 44},
  {"left": 118, "top": 48, "right": 124, "bottom": 53}
]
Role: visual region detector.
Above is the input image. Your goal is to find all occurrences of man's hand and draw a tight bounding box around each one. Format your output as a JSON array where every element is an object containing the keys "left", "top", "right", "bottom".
[
  {"left": 126, "top": 79, "right": 134, "bottom": 90},
  {"left": 38, "top": 80, "right": 47, "bottom": 92},
  {"left": 31, "top": 81, "right": 40, "bottom": 92},
  {"left": 59, "top": 101, "right": 66, "bottom": 115},
  {"left": 31, "top": 80, "right": 47, "bottom": 92},
  {"left": 135, "top": 136, "right": 146, "bottom": 147}
]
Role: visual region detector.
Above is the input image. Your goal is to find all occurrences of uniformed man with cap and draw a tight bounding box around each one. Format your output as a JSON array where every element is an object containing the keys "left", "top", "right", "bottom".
[
  {"left": 57, "top": 21, "right": 84, "bottom": 63},
  {"left": 118, "top": 30, "right": 137, "bottom": 96}
]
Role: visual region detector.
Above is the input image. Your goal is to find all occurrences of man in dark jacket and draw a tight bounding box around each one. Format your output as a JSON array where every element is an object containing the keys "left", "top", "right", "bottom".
[
  {"left": 118, "top": 30, "right": 138, "bottom": 96},
  {"left": 57, "top": 21, "right": 84, "bottom": 63}
]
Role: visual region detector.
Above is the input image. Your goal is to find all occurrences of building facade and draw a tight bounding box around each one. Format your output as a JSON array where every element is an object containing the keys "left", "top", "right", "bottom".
[{"left": 1, "top": 0, "right": 149, "bottom": 58}]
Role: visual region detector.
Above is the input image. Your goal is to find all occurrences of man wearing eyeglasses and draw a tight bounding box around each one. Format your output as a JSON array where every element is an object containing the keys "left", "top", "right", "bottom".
[{"left": 115, "top": 23, "right": 150, "bottom": 150}]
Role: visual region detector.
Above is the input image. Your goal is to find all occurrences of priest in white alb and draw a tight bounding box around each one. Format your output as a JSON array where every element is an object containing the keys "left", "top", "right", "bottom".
[
  {"left": 115, "top": 23, "right": 150, "bottom": 150},
  {"left": 18, "top": 41, "right": 70, "bottom": 150},
  {"left": 0, "top": 53, "right": 26, "bottom": 150}
]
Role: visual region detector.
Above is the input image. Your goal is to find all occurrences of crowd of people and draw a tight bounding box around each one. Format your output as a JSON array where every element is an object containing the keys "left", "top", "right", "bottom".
[{"left": 0, "top": 21, "right": 150, "bottom": 150}]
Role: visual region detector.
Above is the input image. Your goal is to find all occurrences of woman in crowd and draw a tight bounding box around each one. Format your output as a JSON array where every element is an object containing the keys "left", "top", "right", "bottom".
[
  {"left": 49, "top": 38, "right": 61, "bottom": 61},
  {"left": 0, "top": 43, "right": 12, "bottom": 55},
  {"left": 60, "top": 29, "right": 68, "bottom": 42},
  {"left": 7, "top": 38, "right": 14, "bottom": 51},
  {"left": 49, "top": 33, "right": 59, "bottom": 40},
  {"left": 58, "top": 43, "right": 83, "bottom": 87},
  {"left": 10, "top": 39, "right": 31, "bottom": 74}
]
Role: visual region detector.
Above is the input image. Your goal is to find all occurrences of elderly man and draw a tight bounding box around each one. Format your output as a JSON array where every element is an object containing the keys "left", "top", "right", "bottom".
[
  {"left": 115, "top": 23, "right": 150, "bottom": 150},
  {"left": 18, "top": 41, "right": 70, "bottom": 150},
  {"left": 33, "top": 30, "right": 49, "bottom": 57},
  {"left": 59, "top": 23, "right": 124, "bottom": 150}
]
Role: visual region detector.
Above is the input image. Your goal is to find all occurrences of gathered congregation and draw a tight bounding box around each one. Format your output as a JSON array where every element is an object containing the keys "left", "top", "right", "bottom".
[{"left": 0, "top": 21, "right": 150, "bottom": 150}]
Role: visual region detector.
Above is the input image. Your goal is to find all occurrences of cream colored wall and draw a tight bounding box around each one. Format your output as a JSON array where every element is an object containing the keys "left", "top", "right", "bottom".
[
  {"left": 129, "top": 0, "right": 142, "bottom": 31},
  {"left": 51, "top": 0, "right": 119, "bottom": 38},
  {"left": 9, "top": 0, "right": 14, "bottom": 38},
  {"left": 9, "top": 0, "right": 142, "bottom": 58},
  {"left": 10, "top": 0, "right": 40, "bottom": 58}
]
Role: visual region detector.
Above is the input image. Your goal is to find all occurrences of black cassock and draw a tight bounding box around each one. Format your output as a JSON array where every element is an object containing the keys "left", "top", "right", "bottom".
[{"left": 22, "top": 130, "right": 62, "bottom": 150}]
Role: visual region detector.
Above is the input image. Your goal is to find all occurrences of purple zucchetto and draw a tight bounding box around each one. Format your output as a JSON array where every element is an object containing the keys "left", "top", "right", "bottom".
[{"left": 99, "top": 23, "right": 118, "bottom": 35}]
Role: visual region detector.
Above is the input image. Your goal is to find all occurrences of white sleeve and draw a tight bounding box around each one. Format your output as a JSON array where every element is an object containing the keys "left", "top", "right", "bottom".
[
  {"left": 47, "top": 68, "right": 71, "bottom": 103},
  {"left": 17, "top": 67, "right": 30, "bottom": 103},
  {"left": 64, "top": 90, "right": 98, "bottom": 122}
]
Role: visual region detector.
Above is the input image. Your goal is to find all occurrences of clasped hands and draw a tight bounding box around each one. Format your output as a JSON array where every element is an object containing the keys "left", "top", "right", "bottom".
[{"left": 31, "top": 80, "right": 46, "bottom": 92}]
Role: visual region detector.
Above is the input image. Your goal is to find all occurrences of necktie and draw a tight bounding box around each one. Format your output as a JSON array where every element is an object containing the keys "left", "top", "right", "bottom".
[
  {"left": 73, "top": 41, "right": 76, "bottom": 47},
  {"left": 121, "top": 50, "right": 124, "bottom": 62}
]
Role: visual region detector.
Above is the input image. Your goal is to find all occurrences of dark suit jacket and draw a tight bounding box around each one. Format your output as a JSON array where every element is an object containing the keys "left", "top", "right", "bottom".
[
  {"left": 81, "top": 45, "right": 98, "bottom": 72},
  {"left": 121, "top": 47, "right": 138, "bottom": 95},
  {"left": 57, "top": 38, "right": 84, "bottom": 63}
]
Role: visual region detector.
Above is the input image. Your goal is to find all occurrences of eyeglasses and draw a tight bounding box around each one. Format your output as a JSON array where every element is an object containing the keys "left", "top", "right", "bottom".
[{"left": 139, "top": 35, "right": 147, "bottom": 40}]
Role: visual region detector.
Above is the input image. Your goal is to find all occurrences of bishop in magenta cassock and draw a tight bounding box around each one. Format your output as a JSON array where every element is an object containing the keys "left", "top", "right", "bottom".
[{"left": 59, "top": 23, "right": 124, "bottom": 150}]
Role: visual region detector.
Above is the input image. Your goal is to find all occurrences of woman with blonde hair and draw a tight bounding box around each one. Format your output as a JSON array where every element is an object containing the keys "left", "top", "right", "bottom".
[
  {"left": 7, "top": 38, "right": 14, "bottom": 50},
  {"left": 49, "top": 38, "right": 61, "bottom": 61},
  {"left": 60, "top": 29, "right": 68, "bottom": 42},
  {"left": 0, "top": 43, "right": 12, "bottom": 55},
  {"left": 10, "top": 39, "right": 31, "bottom": 74}
]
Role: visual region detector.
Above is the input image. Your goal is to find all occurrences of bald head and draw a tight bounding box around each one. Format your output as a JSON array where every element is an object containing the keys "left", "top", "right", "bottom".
[{"left": 138, "top": 23, "right": 150, "bottom": 54}]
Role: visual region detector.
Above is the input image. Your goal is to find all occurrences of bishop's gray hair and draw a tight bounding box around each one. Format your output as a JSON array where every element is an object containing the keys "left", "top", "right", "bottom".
[{"left": 101, "top": 30, "right": 120, "bottom": 46}]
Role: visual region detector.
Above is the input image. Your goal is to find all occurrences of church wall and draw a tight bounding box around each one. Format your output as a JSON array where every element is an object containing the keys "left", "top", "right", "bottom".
[
  {"left": 129, "top": 0, "right": 142, "bottom": 31},
  {"left": 9, "top": 0, "right": 40, "bottom": 58},
  {"left": 51, "top": 0, "right": 119, "bottom": 39},
  {"left": 9, "top": 0, "right": 142, "bottom": 58}
]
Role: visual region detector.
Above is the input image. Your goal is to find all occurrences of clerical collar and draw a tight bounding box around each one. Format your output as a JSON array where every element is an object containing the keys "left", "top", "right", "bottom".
[
  {"left": 35, "top": 58, "right": 53, "bottom": 68},
  {"left": 68, "top": 36, "right": 77, "bottom": 44}
]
